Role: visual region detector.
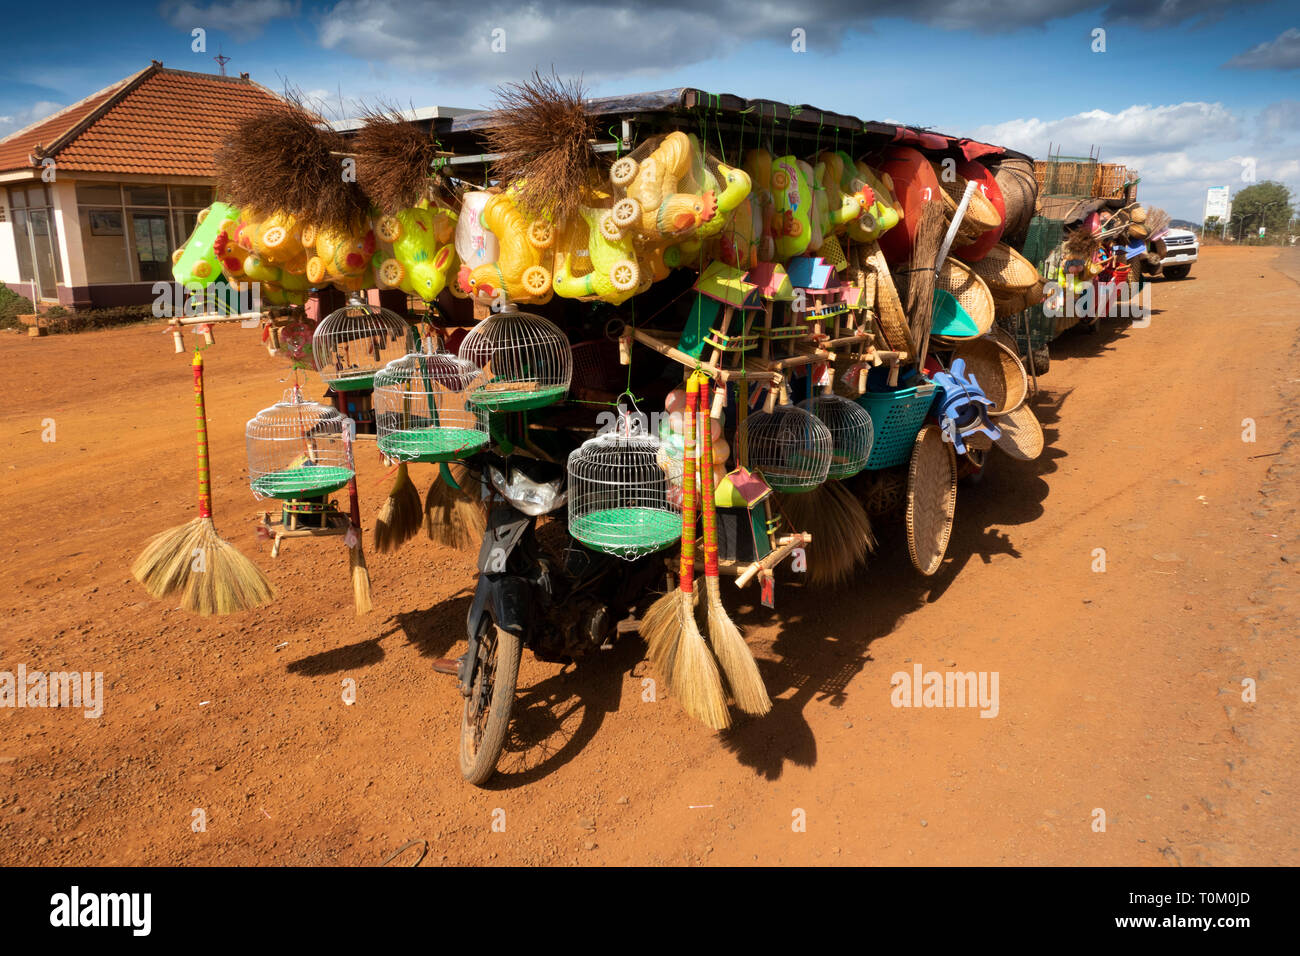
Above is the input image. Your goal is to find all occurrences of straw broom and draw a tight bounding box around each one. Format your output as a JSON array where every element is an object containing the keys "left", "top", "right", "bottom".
[
  {"left": 776, "top": 481, "right": 875, "bottom": 588},
  {"left": 332, "top": 392, "right": 372, "bottom": 615},
  {"left": 643, "top": 374, "right": 729, "bottom": 729},
  {"left": 698, "top": 377, "right": 770, "bottom": 716},
  {"left": 424, "top": 462, "right": 485, "bottom": 550},
  {"left": 373, "top": 460, "right": 422, "bottom": 553},
  {"left": 133, "top": 351, "right": 273, "bottom": 615}
]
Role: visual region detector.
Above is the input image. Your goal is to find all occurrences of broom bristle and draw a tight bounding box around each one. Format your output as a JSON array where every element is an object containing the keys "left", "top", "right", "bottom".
[
  {"left": 904, "top": 200, "right": 945, "bottom": 343},
  {"left": 424, "top": 463, "right": 485, "bottom": 551},
  {"left": 778, "top": 482, "right": 875, "bottom": 588},
  {"left": 672, "top": 595, "right": 730, "bottom": 730},
  {"left": 133, "top": 516, "right": 273, "bottom": 615},
  {"left": 704, "top": 576, "right": 770, "bottom": 715},
  {"left": 642, "top": 586, "right": 694, "bottom": 685},
  {"left": 355, "top": 106, "right": 455, "bottom": 214},
  {"left": 214, "top": 92, "right": 368, "bottom": 230},
  {"left": 374, "top": 462, "right": 423, "bottom": 553},
  {"left": 483, "top": 71, "right": 596, "bottom": 229},
  {"left": 350, "top": 544, "right": 372, "bottom": 616}
]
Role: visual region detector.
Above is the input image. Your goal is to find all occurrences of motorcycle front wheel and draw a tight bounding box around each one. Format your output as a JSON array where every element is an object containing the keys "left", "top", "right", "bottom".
[{"left": 459, "top": 619, "right": 522, "bottom": 786}]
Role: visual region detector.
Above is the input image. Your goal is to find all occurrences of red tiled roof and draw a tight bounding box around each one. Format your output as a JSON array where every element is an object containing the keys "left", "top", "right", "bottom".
[
  {"left": 0, "top": 71, "right": 141, "bottom": 172},
  {"left": 0, "top": 64, "right": 287, "bottom": 176}
]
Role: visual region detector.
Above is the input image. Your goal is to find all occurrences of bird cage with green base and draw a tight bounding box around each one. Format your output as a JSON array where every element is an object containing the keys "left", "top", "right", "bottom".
[
  {"left": 567, "top": 413, "right": 682, "bottom": 559},
  {"left": 743, "top": 402, "right": 832, "bottom": 493},
  {"left": 798, "top": 393, "right": 874, "bottom": 480},
  {"left": 311, "top": 294, "right": 415, "bottom": 393},
  {"left": 373, "top": 342, "right": 490, "bottom": 463},
  {"left": 246, "top": 386, "right": 356, "bottom": 500},
  {"left": 457, "top": 307, "right": 572, "bottom": 412}
]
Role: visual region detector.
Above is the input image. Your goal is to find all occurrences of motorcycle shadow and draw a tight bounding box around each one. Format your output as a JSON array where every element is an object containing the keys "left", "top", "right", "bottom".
[{"left": 480, "top": 639, "right": 639, "bottom": 790}]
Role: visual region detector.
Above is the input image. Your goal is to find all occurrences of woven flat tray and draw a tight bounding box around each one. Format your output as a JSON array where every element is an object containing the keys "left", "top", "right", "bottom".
[
  {"left": 992, "top": 403, "right": 1044, "bottom": 461},
  {"left": 251, "top": 465, "right": 354, "bottom": 500},
  {"left": 906, "top": 424, "right": 957, "bottom": 575}
]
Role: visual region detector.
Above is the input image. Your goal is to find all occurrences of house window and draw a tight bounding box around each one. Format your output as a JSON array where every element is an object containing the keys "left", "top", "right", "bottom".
[
  {"left": 74, "top": 181, "right": 215, "bottom": 284},
  {"left": 7, "top": 184, "right": 63, "bottom": 300}
]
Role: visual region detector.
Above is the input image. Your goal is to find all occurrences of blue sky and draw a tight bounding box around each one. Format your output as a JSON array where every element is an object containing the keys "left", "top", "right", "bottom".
[{"left": 2, "top": 0, "right": 1297, "bottom": 220}]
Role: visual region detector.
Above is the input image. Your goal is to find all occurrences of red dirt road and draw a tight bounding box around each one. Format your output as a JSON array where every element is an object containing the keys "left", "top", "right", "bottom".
[{"left": 2, "top": 245, "right": 1297, "bottom": 866}]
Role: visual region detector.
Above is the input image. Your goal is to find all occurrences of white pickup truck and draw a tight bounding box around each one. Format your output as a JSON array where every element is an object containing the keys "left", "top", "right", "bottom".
[{"left": 1159, "top": 228, "right": 1198, "bottom": 279}]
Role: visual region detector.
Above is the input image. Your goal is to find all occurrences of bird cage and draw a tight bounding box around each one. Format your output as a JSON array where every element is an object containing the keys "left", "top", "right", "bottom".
[
  {"left": 311, "top": 294, "right": 415, "bottom": 393},
  {"left": 567, "top": 417, "right": 682, "bottom": 560},
  {"left": 457, "top": 307, "right": 572, "bottom": 412},
  {"left": 373, "top": 345, "right": 490, "bottom": 463},
  {"left": 246, "top": 386, "right": 355, "bottom": 500},
  {"left": 798, "top": 393, "right": 874, "bottom": 480},
  {"left": 743, "top": 403, "right": 832, "bottom": 494}
]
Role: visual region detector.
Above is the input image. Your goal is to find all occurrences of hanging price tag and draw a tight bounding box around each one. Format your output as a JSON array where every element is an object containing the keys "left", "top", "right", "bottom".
[{"left": 760, "top": 570, "right": 775, "bottom": 609}]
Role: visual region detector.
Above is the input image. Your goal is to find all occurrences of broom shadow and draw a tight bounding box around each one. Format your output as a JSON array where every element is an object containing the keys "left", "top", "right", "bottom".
[{"left": 286, "top": 637, "right": 385, "bottom": 676}]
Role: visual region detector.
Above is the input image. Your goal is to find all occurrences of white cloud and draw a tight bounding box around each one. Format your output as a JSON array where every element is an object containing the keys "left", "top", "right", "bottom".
[
  {"left": 963, "top": 101, "right": 1297, "bottom": 221},
  {"left": 968, "top": 102, "right": 1238, "bottom": 157},
  {"left": 0, "top": 100, "right": 68, "bottom": 142},
  {"left": 158, "top": 0, "right": 300, "bottom": 38},
  {"left": 1225, "top": 27, "right": 1300, "bottom": 70}
]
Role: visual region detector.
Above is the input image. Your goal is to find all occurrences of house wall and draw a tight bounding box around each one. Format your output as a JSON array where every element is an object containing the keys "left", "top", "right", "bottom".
[{"left": 0, "top": 188, "right": 20, "bottom": 288}]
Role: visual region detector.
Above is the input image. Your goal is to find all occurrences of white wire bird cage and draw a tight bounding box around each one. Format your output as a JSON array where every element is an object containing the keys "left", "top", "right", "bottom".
[
  {"left": 246, "top": 385, "right": 355, "bottom": 500},
  {"left": 744, "top": 403, "right": 833, "bottom": 494},
  {"left": 798, "top": 393, "right": 874, "bottom": 480},
  {"left": 457, "top": 307, "right": 572, "bottom": 413},
  {"left": 567, "top": 416, "right": 683, "bottom": 559},
  {"left": 311, "top": 294, "right": 415, "bottom": 393},
  {"left": 373, "top": 344, "right": 490, "bottom": 463}
]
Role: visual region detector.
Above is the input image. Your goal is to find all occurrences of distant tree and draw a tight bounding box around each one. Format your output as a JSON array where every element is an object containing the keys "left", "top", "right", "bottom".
[
  {"left": 1228, "top": 181, "right": 1294, "bottom": 243},
  {"left": 1202, "top": 215, "right": 1221, "bottom": 236}
]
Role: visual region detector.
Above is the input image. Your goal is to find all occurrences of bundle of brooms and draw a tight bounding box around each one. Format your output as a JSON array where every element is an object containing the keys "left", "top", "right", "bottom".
[
  {"left": 133, "top": 352, "right": 273, "bottom": 615},
  {"left": 353, "top": 106, "right": 458, "bottom": 215},
  {"left": 214, "top": 93, "right": 369, "bottom": 230},
  {"left": 482, "top": 71, "right": 598, "bottom": 230},
  {"left": 643, "top": 374, "right": 769, "bottom": 728}
]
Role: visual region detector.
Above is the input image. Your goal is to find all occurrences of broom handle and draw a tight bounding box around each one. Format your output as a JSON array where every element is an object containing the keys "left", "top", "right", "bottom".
[
  {"left": 679, "top": 376, "right": 699, "bottom": 595},
  {"left": 698, "top": 376, "right": 719, "bottom": 579},
  {"left": 192, "top": 351, "right": 213, "bottom": 520}
]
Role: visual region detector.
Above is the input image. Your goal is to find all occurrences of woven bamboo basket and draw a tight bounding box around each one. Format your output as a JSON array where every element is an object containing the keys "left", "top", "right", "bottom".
[
  {"left": 991, "top": 275, "right": 1045, "bottom": 319},
  {"left": 991, "top": 157, "right": 1038, "bottom": 244},
  {"left": 905, "top": 424, "right": 957, "bottom": 575},
  {"left": 951, "top": 336, "right": 1028, "bottom": 415},
  {"left": 969, "top": 242, "right": 1040, "bottom": 292},
  {"left": 934, "top": 258, "right": 994, "bottom": 337},
  {"left": 933, "top": 165, "right": 1001, "bottom": 240}
]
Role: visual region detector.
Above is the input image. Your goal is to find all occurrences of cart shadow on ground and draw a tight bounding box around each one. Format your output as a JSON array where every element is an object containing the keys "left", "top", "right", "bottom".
[
  {"left": 716, "top": 387, "right": 1076, "bottom": 780},
  {"left": 279, "top": 390, "right": 1078, "bottom": 786},
  {"left": 1049, "top": 313, "right": 1158, "bottom": 363}
]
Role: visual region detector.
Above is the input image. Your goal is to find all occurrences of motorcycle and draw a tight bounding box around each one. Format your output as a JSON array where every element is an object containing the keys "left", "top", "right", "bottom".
[{"left": 449, "top": 450, "right": 661, "bottom": 785}]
